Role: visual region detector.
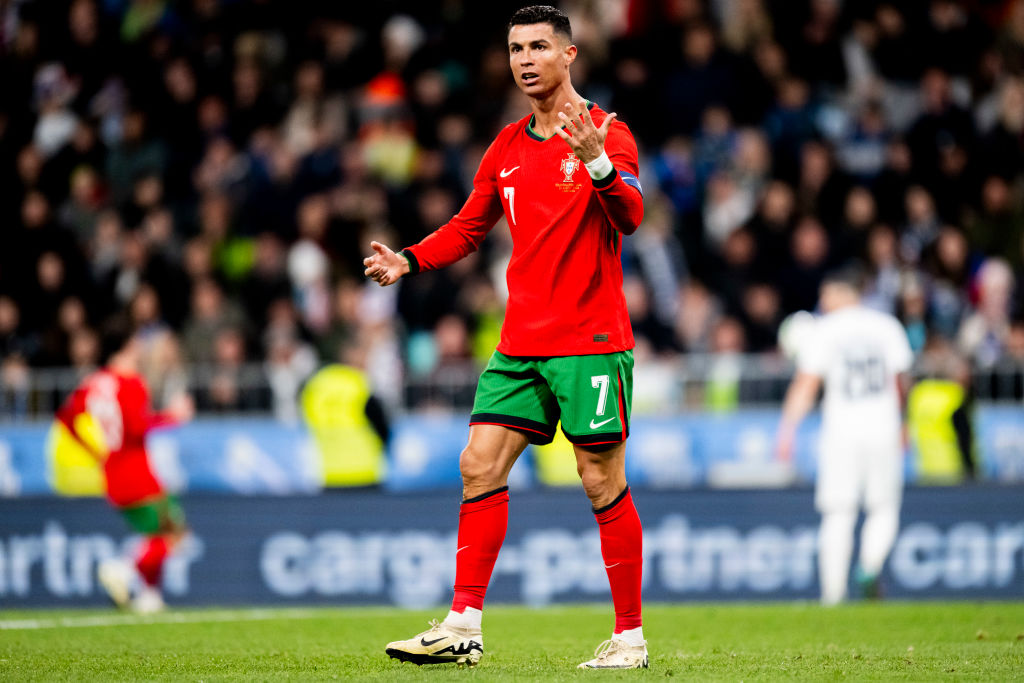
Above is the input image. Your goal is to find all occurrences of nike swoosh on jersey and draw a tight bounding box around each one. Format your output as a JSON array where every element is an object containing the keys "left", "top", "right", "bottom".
[
  {"left": 604, "top": 563, "right": 620, "bottom": 569},
  {"left": 499, "top": 166, "right": 520, "bottom": 177},
  {"left": 456, "top": 545, "right": 470, "bottom": 554},
  {"left": 589, "top": 417, "right": 615, "bottom": 429}
]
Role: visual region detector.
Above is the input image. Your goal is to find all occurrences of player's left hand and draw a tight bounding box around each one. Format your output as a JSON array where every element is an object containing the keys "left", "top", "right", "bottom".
[
  {"left": 363, "top": 241, "right": 409, "bottom": 286},
  {"left": 775, "top": 430, "right": 795, "bottom": 463},
  {"left": 555, "top": 101, "right": 616, "bottom": 164}
]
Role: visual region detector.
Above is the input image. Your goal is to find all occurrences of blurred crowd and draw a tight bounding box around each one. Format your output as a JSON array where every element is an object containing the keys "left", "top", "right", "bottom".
[{"left": 3, "top": 0, "right": 1024, "bottom": 417}]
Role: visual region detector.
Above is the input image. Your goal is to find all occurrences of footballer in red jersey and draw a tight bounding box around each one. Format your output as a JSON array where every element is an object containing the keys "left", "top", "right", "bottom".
[
  {"left": 56, "top": 324, "right": 193, "bottom": 613},
  {"left": 367, "top": 6, "right": 647, "bottom": 670}
]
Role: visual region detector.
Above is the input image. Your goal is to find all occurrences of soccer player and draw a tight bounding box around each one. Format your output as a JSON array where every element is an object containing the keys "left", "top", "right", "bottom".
[
  {"left": 364, "top": 5, "right": 646, "bottom": 670},
  {"left": 775, "top": 270, "right": 913, "bottom": 605},
  {"left": 56, "top": 323, "right": 194, "bottom": 613}
]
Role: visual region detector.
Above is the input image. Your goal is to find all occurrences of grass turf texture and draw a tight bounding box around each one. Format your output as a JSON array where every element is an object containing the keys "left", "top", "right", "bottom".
[{"left": 1, "top": 603, "right": 1022, "bottom": 680}]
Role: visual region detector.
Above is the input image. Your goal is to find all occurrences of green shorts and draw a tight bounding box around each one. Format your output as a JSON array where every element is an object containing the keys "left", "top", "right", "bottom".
[
  {"left": 470, "top": 350, "right": 633, "bottom": 446},
  {"left": 119, "top": 496, "right": 186, "bottom": 535}
]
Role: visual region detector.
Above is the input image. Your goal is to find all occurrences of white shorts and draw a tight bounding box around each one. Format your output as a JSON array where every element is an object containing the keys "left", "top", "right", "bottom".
[{"left": 815, "top": 428, "right": 903, "bottom": 513}]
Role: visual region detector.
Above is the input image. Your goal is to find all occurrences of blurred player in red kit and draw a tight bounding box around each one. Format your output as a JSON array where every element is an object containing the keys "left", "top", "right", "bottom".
[
  {"left": 56, "top": 323, "right": 194, "bottom": 613},
  {"left": 365, "top": 5, "right": 646, "bottom": 670}
]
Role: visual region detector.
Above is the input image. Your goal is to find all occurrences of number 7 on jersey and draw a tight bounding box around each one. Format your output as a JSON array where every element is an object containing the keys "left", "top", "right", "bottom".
[{"left": 503, "top": 187, "right": 517, "bottom": 226}]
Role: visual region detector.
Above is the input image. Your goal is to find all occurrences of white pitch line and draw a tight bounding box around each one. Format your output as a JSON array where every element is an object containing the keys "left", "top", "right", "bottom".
[{"left": 0, "top": 608, "right": 322, "bottom": 630}]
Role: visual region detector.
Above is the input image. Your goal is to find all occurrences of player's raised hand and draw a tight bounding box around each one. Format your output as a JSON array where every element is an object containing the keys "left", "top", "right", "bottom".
[
  {"left": 555, "top": 100, "right": 616, "bottom": 164},
  {"left": 167, "top": 392, "right": 195, "bottom": 424},
  {"left": 363, "top": 240, "right": 410, "bottom": 286}
]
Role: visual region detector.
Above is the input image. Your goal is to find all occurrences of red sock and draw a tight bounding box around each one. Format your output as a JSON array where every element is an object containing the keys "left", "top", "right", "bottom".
[
  {"left": 595, "top": 487, "right": 643, "bottom": 633},
  {"left": 136, "top": 536, "right": 170, "bottom": 587},
  {"left": 451, "top": 486, "right": 509, "bottom": 613}
]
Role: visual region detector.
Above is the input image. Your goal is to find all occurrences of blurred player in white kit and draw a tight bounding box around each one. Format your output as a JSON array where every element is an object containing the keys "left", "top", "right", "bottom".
[{"left": 776, "top": 269, "right": 914, "bottom": 605}]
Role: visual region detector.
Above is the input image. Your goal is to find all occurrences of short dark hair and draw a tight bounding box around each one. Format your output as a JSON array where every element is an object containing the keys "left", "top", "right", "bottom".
[
  {"left": 508, "top": 5, "right": 572, "bottom": 42},
  {"left": 821, "top": 264, "right": 865, "bottom": 292},
  {"left": 99, "top": 319, "right": 135, "bottom": 365}
]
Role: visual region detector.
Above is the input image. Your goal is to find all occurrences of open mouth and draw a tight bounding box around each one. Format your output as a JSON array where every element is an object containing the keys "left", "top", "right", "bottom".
[{"left": 521, "top": 72, "right": 539, "bottom": 86}]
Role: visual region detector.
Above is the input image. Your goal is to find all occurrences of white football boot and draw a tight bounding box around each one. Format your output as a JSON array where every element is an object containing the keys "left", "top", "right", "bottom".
[
  {"left": 97, "top": 558, "right": 134, "bottom": 608},
  {"left": 578, "top": 638, "right": 649, "bottom": 669},
  {"left": 131, "top": 585, "right": 167, "bottom": 614},
  {"left": 385, "top": 619, "right": 483, "bottom": 667}
]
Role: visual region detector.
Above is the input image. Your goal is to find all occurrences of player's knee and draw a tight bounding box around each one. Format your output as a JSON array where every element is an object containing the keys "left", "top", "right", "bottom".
[
  {"left": 166, "top": 527, "right": 189, "bottom": 547},
  {"left": 864, "top": 505, "right": 899, "bottom": 528},
  {"left": 578, "top": 465, "right": 613, "bottom": 504},
  {"left": 820, "top": 510, "right": 857, "bottom": 535},
  {"left": 459, "top": 444, "right": 502, "bottom": 488},
  {"left": 159, "top": 518, "right": 187, "bottom": 536}
]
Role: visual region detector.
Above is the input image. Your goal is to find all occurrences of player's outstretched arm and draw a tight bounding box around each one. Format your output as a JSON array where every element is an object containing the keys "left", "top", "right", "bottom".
[{"left": 363, "top": 240, "right": 410, "bottom": 287}]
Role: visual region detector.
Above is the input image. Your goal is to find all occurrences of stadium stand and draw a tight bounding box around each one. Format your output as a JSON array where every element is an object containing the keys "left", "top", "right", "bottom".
[{"left": 2, "top": 0, "right": 1024, "bottom": 420}]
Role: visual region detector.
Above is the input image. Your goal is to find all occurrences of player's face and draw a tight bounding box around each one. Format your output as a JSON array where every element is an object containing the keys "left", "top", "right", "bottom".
[
  {"left": 819, "top": 282, "right": 857, "bottom": 314},
  {"left": 507, "top": 23, "right": 575, "bottom": 97}
]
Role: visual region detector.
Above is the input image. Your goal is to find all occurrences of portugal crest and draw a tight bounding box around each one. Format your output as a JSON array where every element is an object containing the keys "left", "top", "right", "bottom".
[{"left": 560, "top": 153, "right": 580, "bottom": 182}]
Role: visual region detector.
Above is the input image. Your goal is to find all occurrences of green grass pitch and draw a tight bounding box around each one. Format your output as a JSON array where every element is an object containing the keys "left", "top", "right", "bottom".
[{"left": 2, "top": 602, "right": 1022, "bottom": 680}]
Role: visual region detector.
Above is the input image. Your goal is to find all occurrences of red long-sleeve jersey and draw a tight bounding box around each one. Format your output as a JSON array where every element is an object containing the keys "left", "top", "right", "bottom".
[
  {"left": 56, "top": 369, "right": 177, "bottom": 506},
  {"left": 402, "top": 104, "right": 644, "bottom": 357}
]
